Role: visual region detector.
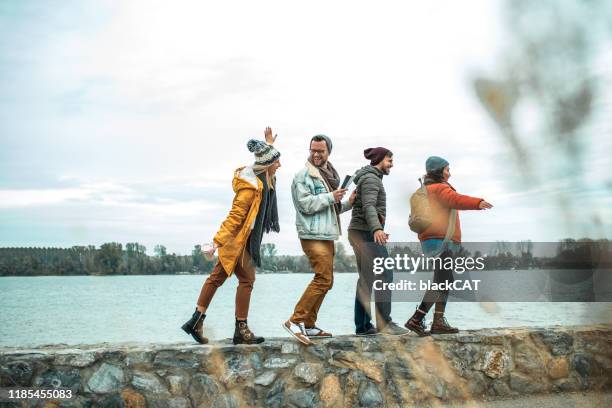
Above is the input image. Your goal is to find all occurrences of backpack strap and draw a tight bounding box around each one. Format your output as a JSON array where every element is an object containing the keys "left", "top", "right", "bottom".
[{"left": 419, "top": 177, "right": 428, "bottom": 193}]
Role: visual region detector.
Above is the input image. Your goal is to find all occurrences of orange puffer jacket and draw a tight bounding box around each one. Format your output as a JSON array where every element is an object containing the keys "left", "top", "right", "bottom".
[
  {"left": 213, "top": 166, "right": 263, "bottom": 276},
  {"left": 417, "top": 182, "right": 483, "bottom": 243}
]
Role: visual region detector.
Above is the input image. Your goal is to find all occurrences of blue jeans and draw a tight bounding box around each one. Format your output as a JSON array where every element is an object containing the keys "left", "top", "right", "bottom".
[
  {"left": 421, "top": 239, "right": 462, "bottom": 258},
  {"left": 348, "top": 229, "right": 393, "bottom": 332},
  {"left": 418, "top": 239, "right": 463, "bottom": 313}
]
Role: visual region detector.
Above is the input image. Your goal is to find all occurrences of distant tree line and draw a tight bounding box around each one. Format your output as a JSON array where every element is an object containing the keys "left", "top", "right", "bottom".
[
  {"left": 0, "top": 243, "right": 216, "bottom": 276},
  {"left": 0, "top": 242, "right": 357, "bottom": 277},
  {"left": 1, "top": 239, "right": 608, "bottom": 277},
  {"left": 260, "top": 243, "right": 357, "bottom": 273},
  {"left": 389, "top": 238, "right": 612, "bottom": 271},
  {"left": 477, "top": 238, "right": 612, "bottom": 270}
]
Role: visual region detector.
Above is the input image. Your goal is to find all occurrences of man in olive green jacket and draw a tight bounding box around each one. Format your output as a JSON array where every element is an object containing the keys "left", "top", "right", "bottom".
[
  {"left": 348, "top": 147, "right": 408, "bottom": 336},
  {"left": 348, "top": 166, "right": 387, "bottom": 233}
]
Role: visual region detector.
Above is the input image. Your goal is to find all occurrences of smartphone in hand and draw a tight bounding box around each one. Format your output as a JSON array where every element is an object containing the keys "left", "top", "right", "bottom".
[{"left": 341, "top": 175, "right": 354, "bottom": 189}]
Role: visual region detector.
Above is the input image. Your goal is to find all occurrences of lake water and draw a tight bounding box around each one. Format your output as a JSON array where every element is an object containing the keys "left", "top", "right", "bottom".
[{"left": 1, "top": 274, "right": 610, "bottom": 348}]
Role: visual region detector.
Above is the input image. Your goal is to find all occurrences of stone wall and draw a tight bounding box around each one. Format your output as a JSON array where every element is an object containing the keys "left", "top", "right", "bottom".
[{"left": 1, "top": 325, "right": 611, "bottom": 407}]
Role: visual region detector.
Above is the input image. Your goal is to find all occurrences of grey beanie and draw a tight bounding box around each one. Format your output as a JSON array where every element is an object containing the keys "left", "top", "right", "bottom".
[
  {"left": 311, "top": 134, "right": 332, "bottom": 153},
  {"left": 247, "top": 139, "right": 281, "bottom": 166}
]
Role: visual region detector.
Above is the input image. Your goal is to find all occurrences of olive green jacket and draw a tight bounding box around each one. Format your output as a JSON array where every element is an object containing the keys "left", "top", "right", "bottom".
[{"left": 348, "top": 165, "right": 386, "bottom": 233}]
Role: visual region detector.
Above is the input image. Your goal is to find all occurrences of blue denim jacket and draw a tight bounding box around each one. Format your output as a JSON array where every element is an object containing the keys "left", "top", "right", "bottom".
[{"left": 291, "top": 161, "right": 352, "bottom": 240}]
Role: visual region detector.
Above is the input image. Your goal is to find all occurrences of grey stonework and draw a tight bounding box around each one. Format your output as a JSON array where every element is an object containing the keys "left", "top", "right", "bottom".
[{"left": 0, "top": 325, "right": 610, "bottom": 407}]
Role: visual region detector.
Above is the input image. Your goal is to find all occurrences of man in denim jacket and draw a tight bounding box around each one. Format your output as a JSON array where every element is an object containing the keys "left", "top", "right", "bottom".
[{"left": 282, "top": 135, "right": 355, "bottom": 345}]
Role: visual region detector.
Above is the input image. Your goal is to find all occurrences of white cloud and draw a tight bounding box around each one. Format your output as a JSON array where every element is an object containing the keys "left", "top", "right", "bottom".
[
  {"left": 0, "top": 188, "right": 92, "bottom": 207},
  {"left": 1, "top": 0, "right": 609, "bottom": 254},
  {"left": 0, "top": 181, "right": 223, "bottom": 217}
]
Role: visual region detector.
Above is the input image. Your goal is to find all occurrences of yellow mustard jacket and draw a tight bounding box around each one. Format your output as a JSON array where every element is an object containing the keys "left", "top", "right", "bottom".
[{"left": 213, "top": 166, "right": 263, "bottom": 276}]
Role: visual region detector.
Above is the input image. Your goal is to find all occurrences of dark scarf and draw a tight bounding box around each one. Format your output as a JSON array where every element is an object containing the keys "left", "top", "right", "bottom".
[
  {"left": 248, "top": 172, "right": 280, "bottom": 267},
  {"left": 309, "top": 158, "right": 341, "bottom": 214}
]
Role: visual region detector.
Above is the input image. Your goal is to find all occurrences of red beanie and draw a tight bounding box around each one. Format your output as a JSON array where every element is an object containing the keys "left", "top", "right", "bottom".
[{"left": 364, "top": 147, "right": 391, "bottom": 165}]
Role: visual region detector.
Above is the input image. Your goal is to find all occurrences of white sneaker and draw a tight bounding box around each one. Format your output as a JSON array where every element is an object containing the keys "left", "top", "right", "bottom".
[
  {"left": 305, "top": 326, "right": 333, "bottom": 338},
  {"left": 282, "top": 320, "right": 311, "bottom": 345}
]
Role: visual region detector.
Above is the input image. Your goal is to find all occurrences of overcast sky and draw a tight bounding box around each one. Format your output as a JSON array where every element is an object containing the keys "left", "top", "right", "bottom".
[{"left": 1, "top": 0, "right": 610, "bottom": 255}]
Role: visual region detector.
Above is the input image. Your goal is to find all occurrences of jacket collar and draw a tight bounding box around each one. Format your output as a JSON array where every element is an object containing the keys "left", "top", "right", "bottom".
[
  {"left": 236, "top": 166, "right": 262, "bottom": 189},
  {"left": 305, "top": 160, "right": 324, "bottom": 180},
  {"left": 367, "top": 165, "right": 384, "bottom": 178},
  {"left": 424, "top": 177, "right": 456, "bottom": 191}
]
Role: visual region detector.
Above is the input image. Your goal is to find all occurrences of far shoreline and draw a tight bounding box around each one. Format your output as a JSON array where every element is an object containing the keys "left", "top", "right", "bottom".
[{"left": 0, "top": 267, "right": 604, "bottom": 278}]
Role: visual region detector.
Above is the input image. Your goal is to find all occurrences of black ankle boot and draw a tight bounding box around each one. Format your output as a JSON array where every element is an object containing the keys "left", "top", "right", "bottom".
[
  {"left": 233, "top": 319, "right": 264, "bottom": 345},
  {"left": 181, "top": 309, "right": 208, "bottom": 344},
  {"left": 404, "top": 308, "right": 431, "bottom": 337}
]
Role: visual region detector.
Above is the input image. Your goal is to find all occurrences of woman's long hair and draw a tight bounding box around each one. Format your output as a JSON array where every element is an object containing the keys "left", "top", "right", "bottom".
[
  {"left": 252, "top": 162, "right": 276, "bottom": 189},
  {"left": 424, "top": 168, "right": 445, "bottom": 185}
]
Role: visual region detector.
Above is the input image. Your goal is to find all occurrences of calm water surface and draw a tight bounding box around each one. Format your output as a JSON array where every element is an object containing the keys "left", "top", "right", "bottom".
[{"left": 1, "top": 274, "right": 610, "bottom": 347}]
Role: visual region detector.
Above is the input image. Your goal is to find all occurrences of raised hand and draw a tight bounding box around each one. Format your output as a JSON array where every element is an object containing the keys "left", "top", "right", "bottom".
[{"left": 264, "top": 127, "right": 277, "bottom": 144}]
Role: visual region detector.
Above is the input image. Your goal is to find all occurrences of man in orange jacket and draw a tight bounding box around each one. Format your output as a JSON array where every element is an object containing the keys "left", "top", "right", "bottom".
[
  {"left": 182, "top": 127, "right": 281, "bottom": 345},
  {"left": 405, "top": 156, "right": 493, "bottom": 336}
]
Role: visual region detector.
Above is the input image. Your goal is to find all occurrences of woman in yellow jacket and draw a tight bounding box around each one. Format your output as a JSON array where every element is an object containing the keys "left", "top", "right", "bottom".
[{"left": 182, "top": 128, "right": 281, "bottom": 345}]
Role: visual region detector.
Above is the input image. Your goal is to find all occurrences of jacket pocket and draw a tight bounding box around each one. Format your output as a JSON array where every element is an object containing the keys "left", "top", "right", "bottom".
[
  {"left": 313, "top": 179, "right": 327, "bottom": 195},
  {"left": 309, "top": 214, "right": 319, "bottom": 233}
]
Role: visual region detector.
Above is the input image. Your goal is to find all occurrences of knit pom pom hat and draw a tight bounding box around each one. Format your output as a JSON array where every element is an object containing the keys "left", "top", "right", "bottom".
[{"left": 247, "top": 139, "right": 281, "bottom": 166}]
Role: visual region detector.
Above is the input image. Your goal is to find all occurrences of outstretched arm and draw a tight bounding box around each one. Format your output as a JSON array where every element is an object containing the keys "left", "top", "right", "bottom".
[{"left": 435, "top": 184, "right": 489, "bottom": 210}]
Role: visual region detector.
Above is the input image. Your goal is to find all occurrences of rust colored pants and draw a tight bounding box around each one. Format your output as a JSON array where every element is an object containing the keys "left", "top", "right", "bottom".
[
  {"left": 196, "top": 248, "right": 256, "bottom": 319},
  {"left": 290, "top": 239, "right": 335, "bottom": 327}
]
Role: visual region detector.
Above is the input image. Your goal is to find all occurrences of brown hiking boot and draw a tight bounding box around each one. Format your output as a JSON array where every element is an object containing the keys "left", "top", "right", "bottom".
[
  {"left": 404, "top": 309, "right": 430, "bottom": 337},
  {"left": 430, "top": 312, "right": 459, "bottom": 334},
  {"left": 233, "top": 320, "right": 265, "bottom": 345}
]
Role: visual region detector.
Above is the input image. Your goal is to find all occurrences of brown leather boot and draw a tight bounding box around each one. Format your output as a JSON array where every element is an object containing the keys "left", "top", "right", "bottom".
[
  {"left": 430, "top": 311, "right": 459, "bottom": 334},
  {"left": 404, "top": 308, "right": 430, "bottom": 337},
  {"left": 233, "top": 320, "right": 265, "bottom": 345}
]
